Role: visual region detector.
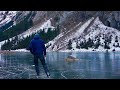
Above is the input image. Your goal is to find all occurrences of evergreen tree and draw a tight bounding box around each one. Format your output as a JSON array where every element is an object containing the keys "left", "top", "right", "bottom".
[
  {"left": 80, "top": 41, "right": 84, "bottom": 48},
  {"left": 79, "top": 40, "right": 88, "bottom": 49},
  {"left": 115, "top": 36, "right": 118, "bottom": 42},
  {"left": 95, "top": 38, "right": 100, "bottom": 49},
  {"left": 56, "top": 25, "right": 60, "bottom": 34},
  {"left": 104, "top": 37, "right": 110, "bottom": 49},
  {"left": 0, "top": 13, "right": 33, "bottom": 42},
  {"left": 84, "top": 40, "right": 88, "bottom": 49},
  {"left": 68, "top": 39, "right": 72, "bottom": 50},
  {"left": 1, "top": 24, "right": 60, "bottom": 50},
  {"left": 76, "top": 41, "right": 80, "bottom": 49},
  {"left": 87, "top": 37, "right": 94, "bottom": 48}
]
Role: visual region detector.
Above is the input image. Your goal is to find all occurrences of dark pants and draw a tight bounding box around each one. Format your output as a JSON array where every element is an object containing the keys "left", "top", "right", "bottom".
[{"left": 33, "top": 54, "right": 49, "bottom": 76}]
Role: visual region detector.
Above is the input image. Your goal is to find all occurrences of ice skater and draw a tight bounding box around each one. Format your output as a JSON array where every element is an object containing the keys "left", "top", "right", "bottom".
[{"left": 28, "top": 34, "right": 50, "bottom": 78}]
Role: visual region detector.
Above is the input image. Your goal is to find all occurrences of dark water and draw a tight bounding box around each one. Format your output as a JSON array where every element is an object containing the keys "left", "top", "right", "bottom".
[{"left": 0, "top": 51, "right": 120, "bottom": 79}]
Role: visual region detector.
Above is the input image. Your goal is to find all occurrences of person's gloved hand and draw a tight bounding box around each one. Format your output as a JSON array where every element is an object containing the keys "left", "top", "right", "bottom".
[{"left": 44, "top": 55, "right": 46, "bottom": 60}]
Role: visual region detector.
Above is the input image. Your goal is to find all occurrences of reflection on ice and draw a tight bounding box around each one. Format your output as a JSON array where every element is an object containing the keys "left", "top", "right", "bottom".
[
  {"left": 0, "top": 54, "right": 5, "bottom": 67},
  {"left": 70, "top": 52, "right": 77, "bottom": 58}
]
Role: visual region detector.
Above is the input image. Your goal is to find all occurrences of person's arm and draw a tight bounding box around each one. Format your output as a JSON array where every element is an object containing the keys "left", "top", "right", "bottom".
[
  {"left": 29, "top": 40, "right": 34, "bottom": 55},
  {"left": 43, "top": 41, "right": 46, "bottom": 57}
]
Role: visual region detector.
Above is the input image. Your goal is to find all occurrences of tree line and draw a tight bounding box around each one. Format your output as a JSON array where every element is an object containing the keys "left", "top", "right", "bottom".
[
  {"left": 0, "top": 13, "right": 33, "bottom": 42},
  {"left": 1, "top": 25, "right": 60, "bottom": 50},
  {"left": 67, "top": 35, "right": 120, "bottom": 50}
]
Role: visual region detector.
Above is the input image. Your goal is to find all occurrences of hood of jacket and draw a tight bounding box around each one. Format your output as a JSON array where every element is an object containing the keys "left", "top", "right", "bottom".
[{"left": 34, "top": 34, "right": 40, "bottom": 40}]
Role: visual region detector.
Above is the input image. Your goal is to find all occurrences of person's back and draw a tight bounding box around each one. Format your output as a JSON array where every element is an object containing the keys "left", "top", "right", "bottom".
[
  {"left": 29, "top": 34, "right": 50, "bottom": 78},
  {"left": 29, "top": 34, "right": 46, "bottom": 56}
]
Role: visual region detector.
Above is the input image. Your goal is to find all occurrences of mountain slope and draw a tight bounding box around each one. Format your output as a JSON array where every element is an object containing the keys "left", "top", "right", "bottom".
[
  {"left": 0, "top": 11, "right": 17, "bottom": 30},
  {"left": 0, "top": 19, "right": 55, "bottom": 49},
  {"left": 1, "top": 11, "right": 120, "bottom": 51},
  {"left": 46, "top": 17, "right": 95, "bottom": 51},
  {"left": 46, "top": 17, "right": 120, "bottom": 52}
]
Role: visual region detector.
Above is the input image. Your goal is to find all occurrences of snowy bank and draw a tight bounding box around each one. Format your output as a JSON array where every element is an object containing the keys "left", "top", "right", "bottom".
[
  {"left": 59, "top": 48, "right": 120, "bottom": 52},
  {"left": 1, "top": 48, "right": 120, "bottom": 53},
  {"left": 11, "top": 49, "right": 29, "bottom": 52}
]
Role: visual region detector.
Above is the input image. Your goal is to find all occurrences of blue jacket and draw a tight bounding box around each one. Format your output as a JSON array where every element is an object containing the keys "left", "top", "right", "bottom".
[{"left": 29, "top": 34, "right": 46, "bottom": 56}]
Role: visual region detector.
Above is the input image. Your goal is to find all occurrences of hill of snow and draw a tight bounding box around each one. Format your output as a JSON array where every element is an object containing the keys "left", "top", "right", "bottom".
[
  {"left": 1, "top": 11, "right": 120, "bottom": 52},
  {"left": 0, "top": 11, "right": 17, "bottom": 27},
  {"left": 46, "top": 17, "right": 95, "bottom": 51},
  {"left": 0, "top": 19, "right": 55, "bottom": 50},
  {"left": 46, "top": 17, "right": 120, "bottom": 52},
  {"left": 73, "top": 17, "right": 120, "bottom": 52}
]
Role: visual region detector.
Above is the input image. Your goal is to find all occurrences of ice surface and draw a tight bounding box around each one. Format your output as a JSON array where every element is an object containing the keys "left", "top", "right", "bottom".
[{"left": 0, "top": 52, "right": 120, "bottom": 79}]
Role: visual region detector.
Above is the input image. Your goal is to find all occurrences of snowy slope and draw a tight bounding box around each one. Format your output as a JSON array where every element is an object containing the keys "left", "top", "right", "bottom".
[
  {"left": 46, "top": 17, "right": 95, "bottom": 51},
  {"left": 79, "top": 17, "right": 120, "bottom": 51},
  {"left": 18, "top": 19, "right": 55, "bottom": 39},
  {"left": 1, "top": 11, "right": 120, "bottom": 52},
  {"left": 68, "top": 17, "right": 120, "bottom": 52},
  {"left": 46, "top": 17, "right": 120, "bottom": 52},
  {"left": 0, "top": 19, "right": 55, "bottom": 50},
  {"left": 0, "top": 11, "right": 17, "bottom": 27}
]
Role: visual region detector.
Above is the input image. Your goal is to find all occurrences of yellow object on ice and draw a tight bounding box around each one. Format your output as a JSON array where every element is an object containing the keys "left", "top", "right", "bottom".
[{"left": 65, "top": 55, "right": 79, "bottom": 62}]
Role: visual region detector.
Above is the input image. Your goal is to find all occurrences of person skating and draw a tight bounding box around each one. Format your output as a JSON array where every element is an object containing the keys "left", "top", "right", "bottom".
[{"left": 28, "top": 34, "right": 50, "bottom": 78}]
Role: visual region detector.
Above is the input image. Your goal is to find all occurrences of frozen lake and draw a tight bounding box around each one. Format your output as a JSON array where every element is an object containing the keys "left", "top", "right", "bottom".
[{"left": 0, "top": 51, "right": 120, "bottom": 79}]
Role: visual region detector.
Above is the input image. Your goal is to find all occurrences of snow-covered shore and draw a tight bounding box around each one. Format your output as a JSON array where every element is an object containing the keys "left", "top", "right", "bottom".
[
  {"left": 47, "top": 48, "right": 120, "bottom": 52},
  {"left": 11, "top": 49, "right": 29, "bottom": 52},
  {"left": 1, "top": 48, "right": 120, "bottom": 53}
]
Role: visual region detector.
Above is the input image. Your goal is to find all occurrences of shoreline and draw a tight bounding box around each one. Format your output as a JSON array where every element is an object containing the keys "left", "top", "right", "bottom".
[
  {"left": 0, "top": 48, "right": 120, "bottom": 53},
  {"left": 0, "top": 50, "right": 16, "bottom": 54}
]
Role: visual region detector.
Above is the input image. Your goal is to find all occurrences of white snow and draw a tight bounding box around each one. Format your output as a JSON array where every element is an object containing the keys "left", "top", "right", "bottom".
[
  {"left": 0, "top": 19, "right": 55, "bottom": 50},
  {"left": 0, "top": 17, "right": 11, "bottom": 26},
  {"left": 59, "top": 48, "right": 120, "bottom": 52},
  {"left": 74, "top": 17, "right": 94, "bottom": 38},
  {"left": 11, "top": 49, "right": 29, "bottom": 52},
  {"left": 39, "top": 19, "right": 55, "bottom": 33},
  {"left": 69, "top": 17, "right": 120, "bottom": 52},
  {"left": 0, "top": 11, "right": 17, "bottom": 27},
  {"left": 45, "top": 33, "right": 64, "bottom": 49},
  {"left": 47, "top": 16, "right": 120, "bottom": 52},
  {"left": 18, "top": 19, "right": 55, "bottom": 40},
  {"left": 46, "top": 17, "right": 94, "bottom": 51},
  {"left": 72, "top": 41, "right": 77, "bottom": 50},
  {"left": 1, "top": 14, "right": 120, "bottom": 52},
  {"left": 0, "top": 40, "right": 6, "bottom": 49}
]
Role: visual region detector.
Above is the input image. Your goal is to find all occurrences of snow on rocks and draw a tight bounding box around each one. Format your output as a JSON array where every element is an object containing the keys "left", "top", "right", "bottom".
[
  {"left": 47, "top": 17, "right": 120, "bottom": 52},
  {"left": 11, "top": 49, "right": 29, "bottom": 52},
  {"left": 0, "top": 19, "right": 55, "bottom": 50}
]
